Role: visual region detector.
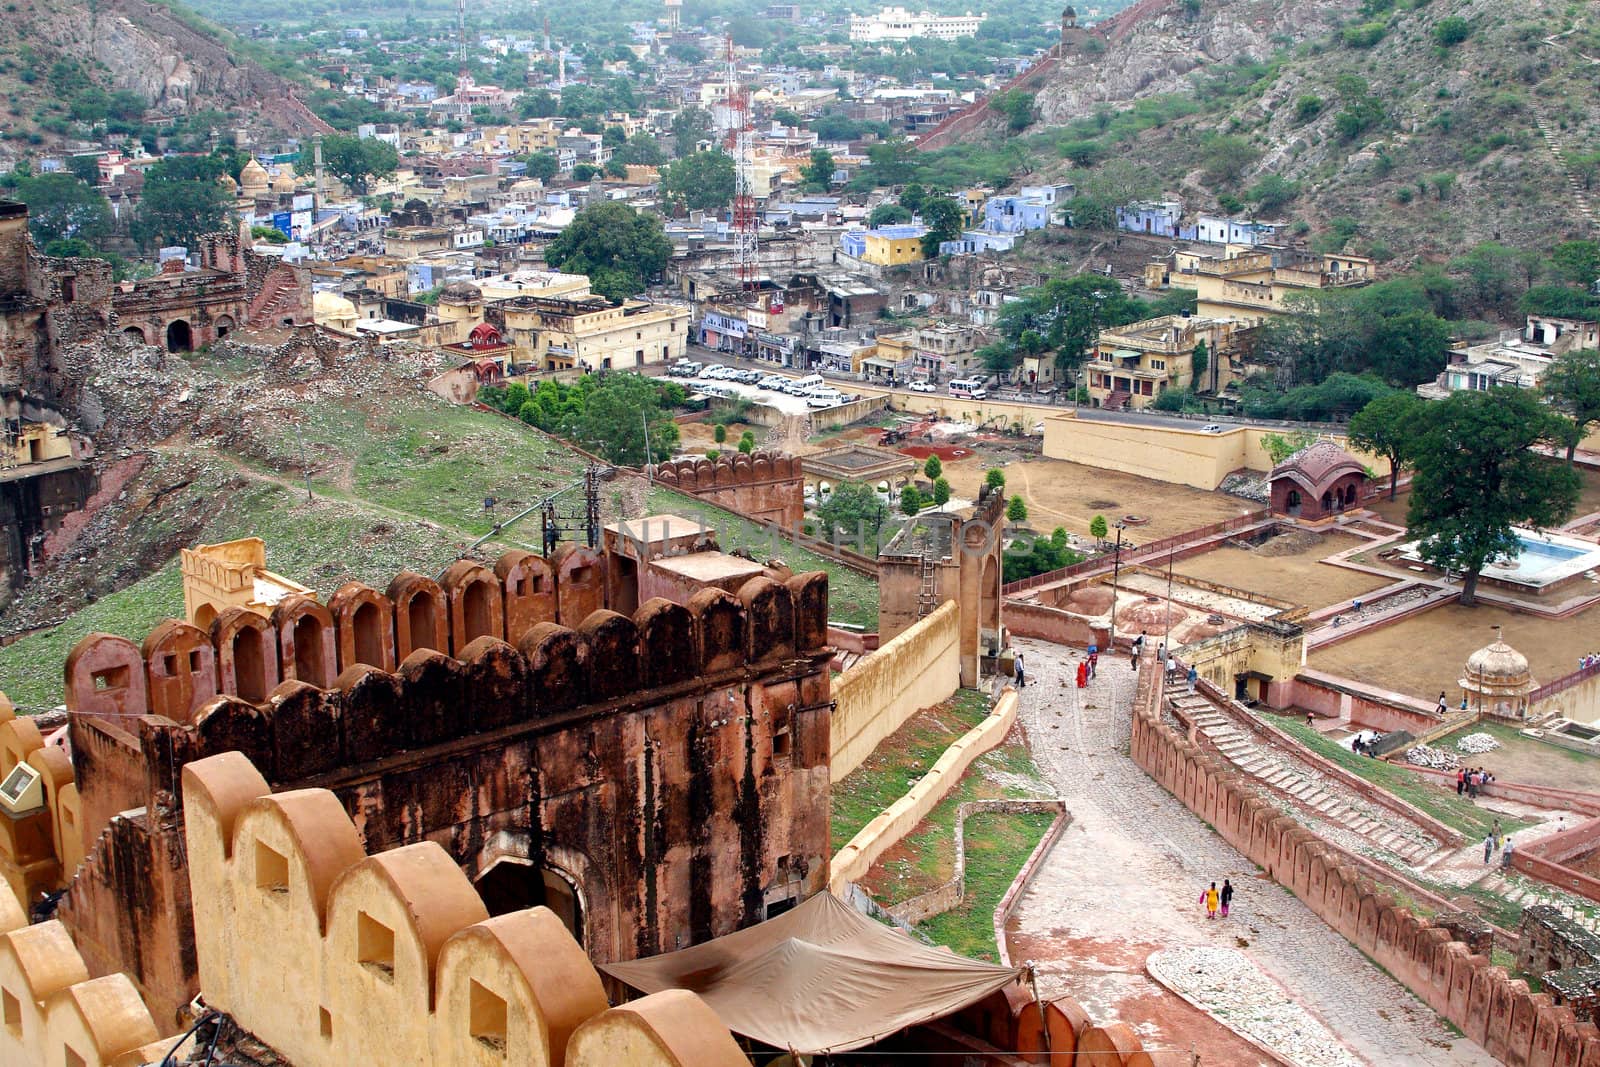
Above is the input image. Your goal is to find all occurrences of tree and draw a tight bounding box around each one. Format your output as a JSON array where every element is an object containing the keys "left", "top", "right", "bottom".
[
  {"left": 544, "top": 201, "right": 672, "bottom": 301},
  {"left": 1089, "top": 514, "right": 1108, "bottom": 544},
  {"left": 1189, "top": 339, "right": 1209, "bottom": 388},
  {"left": 669, "top": 106, "right": 713, "bottom": 158},
  {"left": 985, "top": 468, "right": 1006, "bottom": 491},
  {"left": 989, "top": 90, "right": 1035, "bottom": 132},
  {"left": 900, "top": 485, "right": 924, "bottom": 516},
  {"left": 738, "top": 431, "right": 756, "bottom": 454},
  {"left": 1347, "top": 392, "right": 1424, "bottom": 499},
  {"left": 524, "top": 151, "right": 560, "bottom": 182},
  {"left": 321, "top": 133, "right": 399, "bottom": 195},
  {"left": 1543, "top": 349, "right": 1600, "bottom": 463},
  {"left": 1198, "top": 134, "right": 1260, "bottom": 186},
  {"left": 801, "top": 149, "right": 835, "bottom": 191},
  {"left": 899, "top": 182, "right": 927, "bottom": 215},
  {"left": 1451, "top": 242, "right": 1525, "bottom": 318},
  {"left": 1407, "top": 389, "right": 1580, "bottom": 604},
  {"left": 773, "top": 108, "right": 803, "bottom": 128},
  {"left": 1261, "top": 430, "right": 1319, "bottom": 465},
  {"left": 520, "top": 90, "right": 559, "bottom": 118},
  {"left": 563, "top": 373, "right": 681, "bottom": 465},
  {"left": 1247, "top": 174, "right": 1300, "bottom": 214},
  {"left": 713, "top": 424, "right": 727, "bottom": 444},
  {"left": 1066, "top": 158, "right": 1157, "bottom": 230},
  {"left": 661, "top": 151, "right": 736, "bottom": 214},
  {"left": 923, "top": 454, "right": 942, "bottom": 480},
  {"left": 132, "top": 156, "right": 231, "bottom": 251},
  {"left": 932, "top": 477, "right": 952, "bottom": 507},
  {"left": 8, "top": 173, "right": 111, "bottom": 248},
  {"left": 815, "top": 480, "right": 892, "bottom": 552},
  {"left": 1552, "top": 240, "right": 1600, "bottom": 289},
  {"left": 65, "top": 155, "right": 101, "bottom": 185},
  {"left": 918, "top": 195, "right": 966, "bottom": 258},
  {"left": 868, "top": 203, "right": 913, "bottom": 227},
  {"left": 1006, "top": 495, "right": 1028, "bottom": 523},
  {"left": 572, "top": 164, "right": 602, "bottom": 182},
  {"left": 1433, "top": 16, "right": 1472, "bottom": 47},
  {"left": 865, "top": 136, "right": 917, "bottom": 187},
  {"left": 614, "top": 134, "right": 665, "bottom": 167}
]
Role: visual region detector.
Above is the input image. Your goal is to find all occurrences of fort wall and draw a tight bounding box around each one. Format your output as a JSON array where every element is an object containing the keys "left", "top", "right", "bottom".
[
  {"left": 831, "top": 599, "right": 960, "bottom": 781},
  {"left": 650, "top": 450, "right": 804, "bottom": 529},
  {"left": 1130, "top": 652, "right": 1600, "bottom": 1065}
]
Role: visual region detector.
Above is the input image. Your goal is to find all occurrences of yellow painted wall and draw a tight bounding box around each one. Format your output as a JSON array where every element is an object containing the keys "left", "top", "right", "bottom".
[
  {"left": 862, "top": 233, "right": 925, "bottom": 266},
  {"left": 829, "top": 688, "right": 1018, "bottom": 893},
  {"left": 830, "top": 600, "right": 961, "bottom": 781},
  {"left": 1532, "top": 672, "right": 1600, "bottom": 726}
]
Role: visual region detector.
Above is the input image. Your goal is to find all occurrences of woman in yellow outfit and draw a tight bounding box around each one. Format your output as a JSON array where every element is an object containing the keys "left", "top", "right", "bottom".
[{"left": 1201, "top": 882, "right": 1220, "bottom": 920}]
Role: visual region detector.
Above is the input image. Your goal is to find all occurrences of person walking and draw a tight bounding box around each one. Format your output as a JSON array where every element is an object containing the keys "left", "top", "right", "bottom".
[
  {"left": 1076, "top": 660, "right": 1088, "bottom": 689},
  {"left": 1220, "top": 879, "right": 1234, "bottom": 918},
  {"left": 1186, "top": 665, "right": 1198, "bottom": 694},
  {"left": 1456, "top": 769, "right": 1465, "bottom": 796},
  {"left": 1502, "top": 836, "right": 1515, "bottom": 869},
  {"left": 1132, "top": 631, "right": 1145, "bottom": 666},
  {"left": 1014, "top": 651, "right": 1026, "bottom": 689},
  {"left": 1202, "top": 882, "right": 1220, "bottom": 920},
  {"left": 1483, "top": 833, "right": 1494, "bottom": 864},
  {"left": 1436, "top": 691, "right": 1448, "bottom": 715}
]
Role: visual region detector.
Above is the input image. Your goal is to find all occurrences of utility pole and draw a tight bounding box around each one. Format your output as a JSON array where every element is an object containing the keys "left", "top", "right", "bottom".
[{"left": 1108, "top": 520, "right": 1126, "bottom": 649}]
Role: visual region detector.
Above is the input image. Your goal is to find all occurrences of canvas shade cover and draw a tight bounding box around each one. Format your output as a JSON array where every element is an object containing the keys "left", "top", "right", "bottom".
[{"left": 601, "top": 890, "right": 1022, "bottom": 1053}]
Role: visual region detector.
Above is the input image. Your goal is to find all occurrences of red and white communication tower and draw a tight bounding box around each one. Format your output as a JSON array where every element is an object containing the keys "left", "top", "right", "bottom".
[{"left": 723, "top": 36, "right": 759, "bottom": 294}]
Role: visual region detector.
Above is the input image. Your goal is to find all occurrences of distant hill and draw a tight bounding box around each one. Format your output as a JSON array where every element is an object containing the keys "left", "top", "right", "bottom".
[
  {"left": 961, "top": 0, "right": 1600, "bottom": 261},
  {"left": 0, "top": 0, "right": 330, "bottom": 161}
]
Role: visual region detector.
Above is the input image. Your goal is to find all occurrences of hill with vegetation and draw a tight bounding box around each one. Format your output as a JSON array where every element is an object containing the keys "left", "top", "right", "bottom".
[
  {"left": 941, "top": 0, "right": 1599, "bottom": 262},
  {"left": 0, "top": 0, "right": 327, "bottom": 161},
  {"left": 0, "top": 340, "right": 878, "bottom": 712}
]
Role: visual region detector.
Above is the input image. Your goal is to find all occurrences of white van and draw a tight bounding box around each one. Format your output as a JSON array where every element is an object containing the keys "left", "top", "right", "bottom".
[
  {"left": 949, "top": 377, "right": 989, "bottom": 399},
  {"left": 787, "top": 373, "right": 825, "bottom": 394}
]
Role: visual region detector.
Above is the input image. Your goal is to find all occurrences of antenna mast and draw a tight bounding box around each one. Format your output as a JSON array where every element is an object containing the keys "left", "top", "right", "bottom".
[
  {"left": 723, "top": 35, "right": 758, "bottom": 296},
  {"left": 456, "top": 0, "right": 467, "bottom": 64}
]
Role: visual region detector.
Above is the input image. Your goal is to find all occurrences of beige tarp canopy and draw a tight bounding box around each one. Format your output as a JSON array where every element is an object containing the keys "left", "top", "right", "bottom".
[{"left": 601, "top": 891, "right": 1023, "bottom": 1054}]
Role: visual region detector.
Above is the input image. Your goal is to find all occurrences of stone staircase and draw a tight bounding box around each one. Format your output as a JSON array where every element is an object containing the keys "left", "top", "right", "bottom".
[
  {"left": 1169, "top": 693, "right": 1452, "bottom": 867},
  {"left": 1103, "top": 389, "right": 1130, "bottom": 411},
  {"left": 1534, "top": 114, "right": 1599, "bottom": 232},
  {"left": 1479, "top": 869, "right": 1600, "bottom": 932}
]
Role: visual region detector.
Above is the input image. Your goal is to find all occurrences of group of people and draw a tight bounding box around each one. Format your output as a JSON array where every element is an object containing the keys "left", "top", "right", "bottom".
[
  {"left": 1456, "top": 767, "right": 1495, "bottom": 798},
  {"left": 1436, "top": 691, "right": 1470, "bottom": 715},
  {"left": 1075, "top": 647, "right": 1100, "bottom": 688},
  {"left": 1482, "top": 822, "right": 1514, "bottom": 867},
  {"left": 1200, "top": 879, "right": 1235, "bottom": 919},
  {"left": 1581, "top": 654, "right": 1600, "bottom": 671}
]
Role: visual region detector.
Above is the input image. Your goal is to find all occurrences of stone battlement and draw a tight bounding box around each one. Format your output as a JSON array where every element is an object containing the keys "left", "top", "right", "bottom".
[{"left": 649, "top": 450, "right": 804, "bottom": 528}]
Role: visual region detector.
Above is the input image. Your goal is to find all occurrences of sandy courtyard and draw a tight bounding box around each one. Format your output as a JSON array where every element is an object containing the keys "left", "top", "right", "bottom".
[
  {"left": 1172, "top": 531, "right": 1393, "bottom": 613},
  {"left": 942, "top": 456, "right": 1257, "bottom": 542},
  {"left": 1309, "top": 600, "right": 1600, "bottom": 700}
]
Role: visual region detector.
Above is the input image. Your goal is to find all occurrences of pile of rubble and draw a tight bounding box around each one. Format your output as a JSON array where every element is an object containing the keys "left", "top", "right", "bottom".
[
  {"left": 1218, "top": 471, "right": 1271, "bottom": 504},
  {"left": 1404, "top": 744, "right": 1460, "bottom": 771},
  {"left": 1456, "top": 732, "right": 1502, "bottom": 754}
]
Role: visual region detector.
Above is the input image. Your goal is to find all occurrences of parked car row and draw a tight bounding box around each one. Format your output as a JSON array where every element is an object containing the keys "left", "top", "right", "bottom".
[{"left": 672, "top": 361, "right": 858, "bottom": 409}]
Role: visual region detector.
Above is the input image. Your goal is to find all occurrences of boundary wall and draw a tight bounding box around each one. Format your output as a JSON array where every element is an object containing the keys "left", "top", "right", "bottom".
[
  {"left": 831, "top": 599, "right": 961, "bottom": 781},
  {"left": 885, "top": 799, "right": 1067, "bottom": 925},
  {"left": 1130, "top": 652, "right": 1600, "bottom": 1066},
  {"left": 830, "top": 687, "right": 1017, "bottom": 893}
]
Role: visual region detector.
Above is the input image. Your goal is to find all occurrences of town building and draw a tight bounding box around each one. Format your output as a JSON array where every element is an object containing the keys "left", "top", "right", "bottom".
[
  {"left": 493, "top": 294, "right": 690, "bottom": 371},
  {"left": 1085, "top": 314, "right": 1254, "bottom": 410},
  {"left": 842, "top": 225, "right": 928, "bottom": 267},
  {"left": 1418, "top": 314, "right": 1600, "bottom": 399},
  {"left": 1158, "top": 247, "right": 1374, "bottom": 324},
  {"left": 849, "top": 6, "right": 988, "bottom": 41}
]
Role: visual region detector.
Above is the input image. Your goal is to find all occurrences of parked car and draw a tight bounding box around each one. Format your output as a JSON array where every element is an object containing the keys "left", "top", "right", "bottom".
[
  {"left": 736, "top": 370, "right": 762, "bottom": 384},
  {"left": 908, "top": 381, "right": 936, "bottom": 393},
  {"left": 1200, "top": 424, "right": 1224, "bottom": 433},
  {"left": 758, "top": 375, "right": 788, "bottom": 390},
  {"left": 698, "top": 364, "right": 726, "bottom": 378}
]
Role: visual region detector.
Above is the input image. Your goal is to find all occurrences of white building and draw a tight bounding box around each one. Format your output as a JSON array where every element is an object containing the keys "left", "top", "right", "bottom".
[
  {"left": 1418, "top": 315, "right": 1600, "bottom": 400},
  {"left": 849, "top": 6, "right": 987, "bottom": 41}
]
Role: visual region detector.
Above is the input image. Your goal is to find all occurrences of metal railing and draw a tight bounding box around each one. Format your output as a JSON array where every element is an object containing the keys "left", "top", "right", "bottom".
[{"left": 1001, "top": 509, "right": 1271, "bottom": 594}]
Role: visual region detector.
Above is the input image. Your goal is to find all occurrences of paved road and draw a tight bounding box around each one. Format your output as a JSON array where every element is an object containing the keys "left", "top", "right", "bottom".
[{"left": 1004, "top": 639, "right": 1494, "bottom": 1066}]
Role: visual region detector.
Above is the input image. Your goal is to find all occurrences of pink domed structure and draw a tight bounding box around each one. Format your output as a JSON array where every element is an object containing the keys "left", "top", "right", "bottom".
[{"left": 1270, "top": 441, "right": 1369, "bottom": 521}]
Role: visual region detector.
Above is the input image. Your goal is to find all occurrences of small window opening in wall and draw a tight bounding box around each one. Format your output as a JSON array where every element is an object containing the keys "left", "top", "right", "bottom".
[
  {"left": 469, "top": 979, "right": 509, "bottom": 1054},
  {"left": 319, "top": 1007, "right": 333, "bottom": 1040},
  {"left": 255, "top": 840, "right": 290, "bottom": 894},
  {"left": 357, "top": 911, "right": 396, "bottom": 980},
  {"left": 3, "top": 987, "right": 21, "bottom": 1035},
  {"left": 91, "top": 666, "right": 128, "bottom": 692},
  {"left": 189, "top": 649, "right": 204, "bottom": 672},
  {"left": 162, "top": 653, "right": 178, "bottom": 675}
]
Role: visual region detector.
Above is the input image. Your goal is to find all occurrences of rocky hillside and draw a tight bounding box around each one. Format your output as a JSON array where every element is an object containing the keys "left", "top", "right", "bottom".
[
  {"left": 984, "top": 0, "right": 1600, "bottom": 260},
  {"left": 0, "top": 0, "right": 330, "bottom": 160}
]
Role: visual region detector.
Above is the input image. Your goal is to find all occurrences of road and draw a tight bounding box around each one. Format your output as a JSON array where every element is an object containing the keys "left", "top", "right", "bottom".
[{"left": 1004, "top": 640, "right": 1494, "bottom": 1066}]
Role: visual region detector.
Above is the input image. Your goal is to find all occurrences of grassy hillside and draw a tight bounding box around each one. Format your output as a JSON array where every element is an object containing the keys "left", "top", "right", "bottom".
[{"left": 0, "top": 346, "right": 877, "bottom": 710}]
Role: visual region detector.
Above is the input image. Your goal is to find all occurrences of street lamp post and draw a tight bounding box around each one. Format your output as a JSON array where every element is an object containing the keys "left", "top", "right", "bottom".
[{"left": 1108, "top": 520, "right": 1127, "bottom": 650}]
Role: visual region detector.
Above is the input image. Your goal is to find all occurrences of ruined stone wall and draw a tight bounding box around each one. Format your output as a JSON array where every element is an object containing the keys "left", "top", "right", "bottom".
[
  {"left": 650, "top": 451, "right": 804, "bottom": 529},
  {"left": 1130, "top": 652, "right": 1600, "bottom": 1065},
  {"left": 56, "top": 555, "right": 834, "bottom": 1026}
]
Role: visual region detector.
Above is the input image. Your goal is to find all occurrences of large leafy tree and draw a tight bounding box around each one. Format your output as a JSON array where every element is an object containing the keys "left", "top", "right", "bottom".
[
  {"left": 801, "top": 149, "right": 835, "bottom": 191},
  {"left": 998, "top": 274, "right": 1143, "bottom": 380},
  {"left": 6, "top": 173, "right": 111, "bottom": 248},
  {"left": 566, "top": 373, "right": 679, "bottom": 465},
  {"left": 523, "top": 151, "right": 560, "bottom": 182},
  {"left": 132, "top": 155, "right": 232, "bottom": 250},
  {"left": 815, "top": 480, "right": 892, "bottom": 553},
  {"left": 544, "top": 201, "right": 672, "bottom": 302},
  {"left": 613, "top": 133, "right": 665, "bottom": 167},
  {"left": 1551, "top": 240, "right": 1600, "bottom": 288},
  {"left": 865, "top": 136, "right": 917, "bottom": 187},
  {"left": 1406, "top": 389, "right": 1580, "bottom": 604},
  {"left": 1543, "top": 349, "right": 1600, "bottom": 464},
  {"left": 918, "top": 196, "right": 966, "bottom": 257},
  {"left": 1347, "top": 392, "right": 1424, "bottom": 499},
  {"left": 661, "top": 151, "right": 736, "bottom": 214},
  {"left": 321, "top": 134, "right": 399, "bottom": 195},
  {"left": 669, "top": 106, "right": 713, "bottom": 158}
]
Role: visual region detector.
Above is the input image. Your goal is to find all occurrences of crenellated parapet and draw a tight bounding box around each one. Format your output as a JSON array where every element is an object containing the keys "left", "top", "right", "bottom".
[{"left": 649, "top": 450, "right": 804, "bottom": 528}]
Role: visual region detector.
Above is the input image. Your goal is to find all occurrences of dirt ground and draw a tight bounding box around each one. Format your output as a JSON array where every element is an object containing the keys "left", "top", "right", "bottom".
[
  {"left": 942, "top": 455, "right": 1258, "bottom": 542},
  {"left": 1309, "top": 600, "right": 1600, "bottom": 701},
  {"left": 1172, "top": 531, "right": 1392, "bottom": 613},
  {"left": 1436, "top": 723, "right": 1600, "bottom": 793}
]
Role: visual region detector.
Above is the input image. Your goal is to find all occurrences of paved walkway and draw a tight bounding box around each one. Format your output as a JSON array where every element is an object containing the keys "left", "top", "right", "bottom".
[{"left": 1003, "top": 638, "right": 1495, "bottom": 1066}]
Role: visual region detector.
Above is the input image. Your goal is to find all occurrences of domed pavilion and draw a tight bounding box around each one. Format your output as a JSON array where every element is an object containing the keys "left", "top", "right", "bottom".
[
  {"left": 1269, "top": 440, "right": 1369, "bottom": 521},
  {"left": 1458, "top": 628, "right": 1538, "bottom": 718}
]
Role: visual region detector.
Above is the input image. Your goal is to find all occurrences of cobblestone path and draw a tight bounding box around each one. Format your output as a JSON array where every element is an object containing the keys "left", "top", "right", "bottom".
[{"left": 1003, "top": 637, "right": 1495, "bottom": 1066}]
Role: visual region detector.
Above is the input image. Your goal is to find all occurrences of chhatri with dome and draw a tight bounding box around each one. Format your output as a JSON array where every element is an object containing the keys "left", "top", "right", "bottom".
[{"left": 1459, "top": 627, "right": 1539, "bottom": 718}]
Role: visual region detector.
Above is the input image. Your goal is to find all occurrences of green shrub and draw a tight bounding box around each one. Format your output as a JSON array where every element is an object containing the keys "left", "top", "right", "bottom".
[
  {"left": 1294, "top": 94, "right": 1324, "bottom": 123},
  {"left": 1433, "top": 17, "right": 1472, "bottom": 47},
  {"left": 1341, "top": 22, "right": 1387, "bottom": 48}
]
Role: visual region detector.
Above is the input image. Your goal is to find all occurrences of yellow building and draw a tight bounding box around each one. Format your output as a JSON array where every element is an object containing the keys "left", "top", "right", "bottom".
[
  {"left": 861, "top": 229, "right": 926, "bottom": 267},
  {"left": 474, "top": 119, "right": 563, "bottom": 155},
  {"left": 1, "top": 423, "right": 73, "bottom": 469},
  {"left": 478, "top": 267, "right": 592, "bottom": 302},
  {"left": 1085, "top": 314, "right": 1255, "bottom": 410},
  {"left": 496, "top": 295, "right": 691, "bottom": 371},
  {"left": 180, "top": 537, "right": 313, "bottom": 630},
  {"left": 1165, "top": 247, "right": 1373, "bottom": 323}
]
